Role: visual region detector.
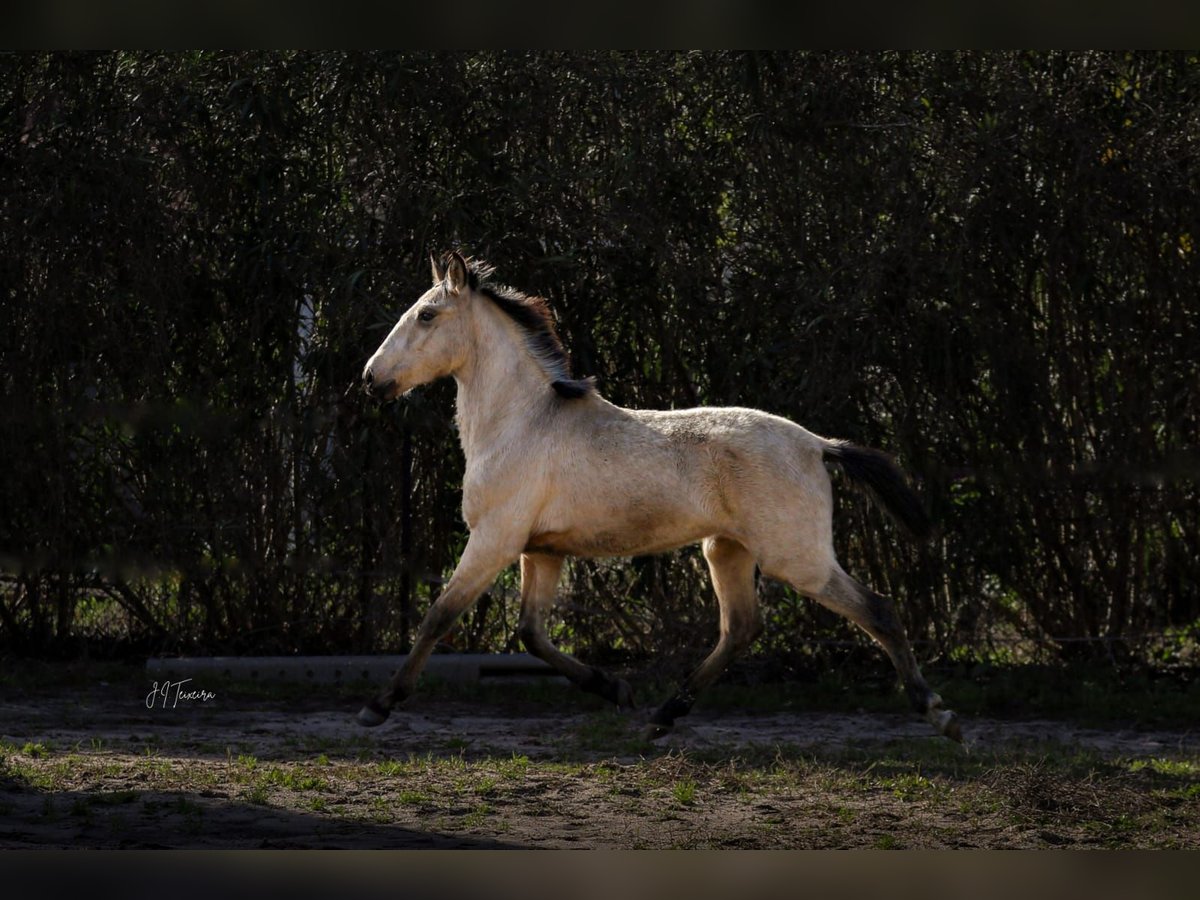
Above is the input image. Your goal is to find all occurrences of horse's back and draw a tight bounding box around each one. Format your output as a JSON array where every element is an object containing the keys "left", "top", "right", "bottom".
[
  {"left": 624, "top": 404, "right": 826, "bottom": 456},
  {"left": 527, "top": 400, "right": 833, "bottom": 559}
]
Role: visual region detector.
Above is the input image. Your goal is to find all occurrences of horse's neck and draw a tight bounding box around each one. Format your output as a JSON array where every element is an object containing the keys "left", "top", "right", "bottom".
[{"left": 452, "top": 316, "right": 549, "bottom": 465}]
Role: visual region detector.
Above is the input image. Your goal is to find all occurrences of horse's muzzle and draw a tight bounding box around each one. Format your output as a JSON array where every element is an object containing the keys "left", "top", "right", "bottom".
[{"left": 362, "top": 369, "right": 397, "bottom": 400}]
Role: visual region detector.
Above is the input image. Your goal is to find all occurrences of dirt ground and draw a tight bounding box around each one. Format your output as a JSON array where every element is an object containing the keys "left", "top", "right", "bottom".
[{"left": 2, "top": 675, "right": 1197, "bottom": 848}]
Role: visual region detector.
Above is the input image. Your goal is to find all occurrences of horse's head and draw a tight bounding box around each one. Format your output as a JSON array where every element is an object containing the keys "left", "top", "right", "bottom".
[{"left": 363, "top": 250, "right": 476, "bottom": 400}]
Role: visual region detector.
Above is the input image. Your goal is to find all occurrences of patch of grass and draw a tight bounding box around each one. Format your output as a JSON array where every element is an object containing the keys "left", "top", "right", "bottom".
[
  {"left": 1167, "top": 783, "right": 1200, "bottom": 801},
  {"left": 7, "top": 759, "right": 59, "bottom": 791},
  {"left": 673, "top": 778, "right": 697, "bottom": 806},
  {"left": 496, "top": 753, "right": 530, "bottom": 779},
  {"left": 377, "top": 760, "right": 405, "bottom": 777},
  {"left": 1128, "top": 758, "right": 1199, "bottom": 777},
  {"left": 984, "top": 759, "right": 1159, "bottom": 837},
  {"left": 243, "top": 784, "right": 270, "bottom": 805},
  {"left": 879, "top": 772, "right": 939, "bottom": 802},
  {"left": 260, "top": 765, "right": 327, "bottom": 792},
  {"left": 873, "top": 834, "right": 901, "bottom": 849},
  {"left": 462, "top": 802, "right": 491, "bottom": 828},
  {"left": 21, "top": 742, "right": 50, "bottom": 759}
]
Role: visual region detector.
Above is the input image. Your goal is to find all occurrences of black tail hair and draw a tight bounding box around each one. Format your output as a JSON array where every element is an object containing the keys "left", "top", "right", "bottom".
[{"left": 822, "top": 441, "right": 933, "bottom": 540}]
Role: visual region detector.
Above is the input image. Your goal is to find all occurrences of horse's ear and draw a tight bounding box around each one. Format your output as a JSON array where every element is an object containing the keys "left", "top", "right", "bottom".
[
  {"left": 430, "top": 252, "right": 447, "bottom": 285},
  {"left": 445, "top": 250, "right": 469, "bottom": 294}
]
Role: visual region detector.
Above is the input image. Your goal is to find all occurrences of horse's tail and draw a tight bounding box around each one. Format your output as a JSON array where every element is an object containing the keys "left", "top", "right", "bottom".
[{"left": 821, "top": 440, "right": 933, "bottom": 540}]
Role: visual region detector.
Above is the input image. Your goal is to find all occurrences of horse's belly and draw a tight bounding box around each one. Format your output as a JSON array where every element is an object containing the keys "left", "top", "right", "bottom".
[{"left": 524, "top": 516, "right": 708, "bottom": 558}]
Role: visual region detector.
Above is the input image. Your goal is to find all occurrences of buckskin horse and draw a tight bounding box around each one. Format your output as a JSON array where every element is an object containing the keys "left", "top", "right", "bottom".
[{"left": 358, "top": 251, "right": 961, "bottom": 743}]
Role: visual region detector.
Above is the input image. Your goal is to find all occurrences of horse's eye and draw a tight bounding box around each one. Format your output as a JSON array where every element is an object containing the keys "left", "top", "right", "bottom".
[{"left": 417, "top": 309, "right": 436, "bottom": 323}]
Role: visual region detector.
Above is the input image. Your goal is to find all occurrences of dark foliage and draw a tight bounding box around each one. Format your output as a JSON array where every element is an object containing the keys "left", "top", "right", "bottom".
[{"left": 1, "top": 52, "right": 1197, "bottom": 668}]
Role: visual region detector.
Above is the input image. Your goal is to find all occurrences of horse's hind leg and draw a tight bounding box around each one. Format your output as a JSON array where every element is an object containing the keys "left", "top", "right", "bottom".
[
  {"left": 806, "top": 565, "right": 962, "bottom": 743},
  {"left": 517, "top": 553, "right": 635, "bottom": 709},
  {"left": 646, "top": 536, "right": 761, "bottom": 740}
]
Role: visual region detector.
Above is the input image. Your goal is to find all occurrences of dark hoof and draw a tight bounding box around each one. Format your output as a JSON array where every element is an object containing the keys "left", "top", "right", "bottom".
[
  {"left": 641, "top": 721, "right": 673, "bottom": 742},
  {"left": 357, "top": 701, "right": 390, "bottom": 728}
]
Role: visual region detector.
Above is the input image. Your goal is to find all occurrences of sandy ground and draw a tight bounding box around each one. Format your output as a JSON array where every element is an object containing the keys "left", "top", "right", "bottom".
[{"left": 1, "top": 679, "right": 1197, "bottom": 848}]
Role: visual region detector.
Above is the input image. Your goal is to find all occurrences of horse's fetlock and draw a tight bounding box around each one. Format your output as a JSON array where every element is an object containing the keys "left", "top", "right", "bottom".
[
  {"left": 903, "top": 681, "right": 936, "bottom": 714},
  {"left": 578, "top": 666, "right": 634, "bottom": 709},
  {"left": 651, "top": 691, "right": 694, "bottom": 727}
]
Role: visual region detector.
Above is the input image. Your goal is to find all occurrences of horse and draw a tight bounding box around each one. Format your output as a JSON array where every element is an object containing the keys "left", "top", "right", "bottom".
[{"left": 358, "top": 250, "right": 962, "bottom": 743}]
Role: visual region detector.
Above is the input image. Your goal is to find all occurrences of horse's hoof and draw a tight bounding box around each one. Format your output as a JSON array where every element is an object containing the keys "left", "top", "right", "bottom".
[
  {"left": 356, "top": 702, "right": 390, "bottom": 728},
  {"left": 931, "top": 708, "right": 963, "bottom": 744},
  {"left": 641, "top": 721, "right": 672, "bottom": 742}
]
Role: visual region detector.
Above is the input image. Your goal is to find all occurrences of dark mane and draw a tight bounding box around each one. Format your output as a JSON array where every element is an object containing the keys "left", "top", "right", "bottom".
[{"left": 442, "top": 253, "right": 594, "bottom": 399}]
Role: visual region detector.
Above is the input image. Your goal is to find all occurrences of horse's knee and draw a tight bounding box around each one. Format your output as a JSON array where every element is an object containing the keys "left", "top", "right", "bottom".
[{"left": 417, "top": 599, "right": 464, "bottom": 643}]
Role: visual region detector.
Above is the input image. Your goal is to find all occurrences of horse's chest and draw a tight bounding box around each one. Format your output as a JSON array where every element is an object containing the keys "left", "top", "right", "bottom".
[{"left": 460, "top": 462, "right": 530, "bottom": 530}]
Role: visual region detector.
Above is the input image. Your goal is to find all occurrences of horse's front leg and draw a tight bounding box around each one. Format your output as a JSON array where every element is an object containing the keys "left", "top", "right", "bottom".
[{"left": 357, "top": 527, "right": 522, "bottom": 727}]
